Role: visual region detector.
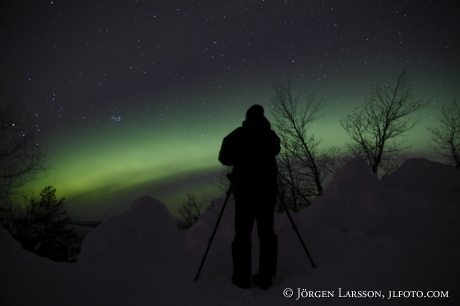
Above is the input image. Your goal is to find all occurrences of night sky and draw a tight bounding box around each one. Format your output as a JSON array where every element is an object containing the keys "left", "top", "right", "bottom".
[{"left": 1, "top": 1, "right": 458, "bottom": 220}]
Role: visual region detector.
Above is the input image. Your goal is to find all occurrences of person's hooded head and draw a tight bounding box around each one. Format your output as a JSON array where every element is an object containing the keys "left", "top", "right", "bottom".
[
  {"left": 243, "top": 104, "right": 271, "bottom": 129},
  {"left": 245, "top": 104, "right": 264, "bottom": 119}
]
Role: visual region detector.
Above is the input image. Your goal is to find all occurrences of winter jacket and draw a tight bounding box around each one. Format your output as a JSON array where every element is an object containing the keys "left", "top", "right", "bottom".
[{"left": 218, "top": 115, "right": 280, "bottom": 192}]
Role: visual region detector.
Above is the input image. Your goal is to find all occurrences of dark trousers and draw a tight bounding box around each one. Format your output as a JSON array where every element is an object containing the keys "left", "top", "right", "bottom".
[{"left": 232, "top": 189, "right": 278, "bottom": 283}]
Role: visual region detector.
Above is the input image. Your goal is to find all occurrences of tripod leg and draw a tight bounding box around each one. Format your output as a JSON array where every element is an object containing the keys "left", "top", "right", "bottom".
[
  {"left": 278, "top": 194, "right": 316, "bottom": 268},
  {"left": 194, "top": 187, "right": 232, "bottom": 281}
]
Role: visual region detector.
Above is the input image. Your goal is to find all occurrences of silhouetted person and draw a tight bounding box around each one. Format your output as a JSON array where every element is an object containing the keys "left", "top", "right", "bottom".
[{"left": 218, "top": 104, "right": 280, "bottom": 289}]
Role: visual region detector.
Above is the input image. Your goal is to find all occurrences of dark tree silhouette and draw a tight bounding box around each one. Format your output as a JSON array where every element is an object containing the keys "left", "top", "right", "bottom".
[
  {"left": 0, "top": 100, "right": 49, "bottom": 220},
  {"left": 270, "top": 78, "right": 343, "bottom": 212},
  {"left": 427, "top": 100, "right": 460, "bottom": 169},
  {"left": 8, "top": 186, "right": 83, "bottom": 262},
  {"left": 175, "top": 193, "right": 212, "bottom": 229},
  {"left": 340, "top": 68, "right": 428, "bottom": 175}
]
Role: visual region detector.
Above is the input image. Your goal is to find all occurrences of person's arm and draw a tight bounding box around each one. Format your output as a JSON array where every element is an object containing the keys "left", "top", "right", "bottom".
[{"left": 218, "top": 129, "right": 239, "bottom": 166}]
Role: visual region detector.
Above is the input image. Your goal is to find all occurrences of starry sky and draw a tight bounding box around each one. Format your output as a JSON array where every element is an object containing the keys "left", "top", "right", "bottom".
[{"left": 1, "top": 0, "right": 459, "bottom": 220}]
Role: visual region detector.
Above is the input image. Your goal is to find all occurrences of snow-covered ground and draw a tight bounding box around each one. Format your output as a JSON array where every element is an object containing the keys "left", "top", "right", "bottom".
[{"left": 1, "top": 157, "right": 459, "bottom": 305}]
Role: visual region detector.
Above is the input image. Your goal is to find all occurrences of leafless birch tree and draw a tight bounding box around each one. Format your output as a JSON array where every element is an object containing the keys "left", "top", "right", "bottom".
[
  {"left": 270, "top": 79, "right": 331, "bottom": 211},
  {"left": 340, "top": 69, "right": 428, "bottom": 175},
  {"left": 427, "top": 100, "right": 460, "bottom": 169}
]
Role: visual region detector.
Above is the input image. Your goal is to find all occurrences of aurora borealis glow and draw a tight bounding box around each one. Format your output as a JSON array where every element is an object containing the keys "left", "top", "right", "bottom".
[{"left": 1, "top": 1, "right": 458, "bottom": 220}]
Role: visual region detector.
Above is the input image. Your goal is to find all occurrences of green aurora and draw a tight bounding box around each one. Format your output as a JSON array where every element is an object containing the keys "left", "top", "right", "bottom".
[{"left": 23, "top": 79, "right": 452, "bottom": 220}]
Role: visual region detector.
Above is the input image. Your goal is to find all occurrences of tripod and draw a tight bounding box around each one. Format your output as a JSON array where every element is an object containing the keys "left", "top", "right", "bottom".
[
  {"left": 277, "top": 194, "right": 316, "bottom": 268},
  {"left": 194, "top": 186, "right": 232, "bottom": 282},
  {"left": 193, "top": 185, "right": 316, "bottom": 282}
]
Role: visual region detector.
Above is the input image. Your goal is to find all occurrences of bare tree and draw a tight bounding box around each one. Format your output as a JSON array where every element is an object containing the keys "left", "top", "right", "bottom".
[
  {"left": 340, "top": 68, "right": 428, "bottom": 175},
  {"left": 274, "top": 134, "right": 313, "bottom": 212},
  {"left": 175, "top": 193, "right": 211, "bottom": 229},
  {"left": 427, "top": 100, "right": 460, "bottom": 169},
  {"left": 0, "top": 100, "right": 50, "bottom": 221},
  {"left": 270, "top": 78, "right": 330, "bottom": 211}
]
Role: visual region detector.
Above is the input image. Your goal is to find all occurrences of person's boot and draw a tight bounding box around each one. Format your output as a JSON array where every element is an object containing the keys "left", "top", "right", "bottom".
[
  {"left": 252, "top": 273, "right": 272, "bottom": 290},
  {"left": 231, "top": 240, "right": 251, "bottom": 289}
]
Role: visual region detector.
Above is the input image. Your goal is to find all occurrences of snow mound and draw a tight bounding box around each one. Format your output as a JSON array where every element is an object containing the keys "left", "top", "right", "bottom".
[
  {"left": 305, "top": 157, "right": 393, "bottom": 235},
  {"left": 0, "top": 226, "right": 22, "bottom": 260},
  {"left": 79, "top": 196, "right": 183, "bottom": 262},
  {"left": 303, "top": 157, "right": 460, "bottom": 248},
  {"left": 383, "top": 158, "right": 460, "bottom": 203}
]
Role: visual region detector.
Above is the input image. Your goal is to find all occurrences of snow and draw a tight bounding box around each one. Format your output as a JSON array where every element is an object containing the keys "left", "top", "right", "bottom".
[
  {"left": 79, "top": 196, "right": 184, "bottom": 263},
  {"left": 1, "top": 157, "right": 459, "bottom": 305}
]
